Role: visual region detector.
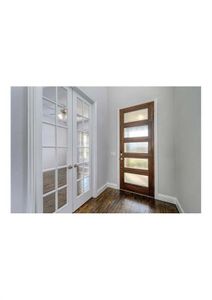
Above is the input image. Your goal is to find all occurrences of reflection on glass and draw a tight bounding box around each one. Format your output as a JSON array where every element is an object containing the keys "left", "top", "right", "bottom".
[
  {"left": 57, "top": 148, "right": 67, "bottom": 166},
  {"left": 58, "top": 168, "right": 67, "bottom": 187},
  {"left": 84, "top": 163, "right": 89, "bottom": 176},
  {"left": 77, "top": 99, "right": 83, "bottom": 115},
  {"left": 57, "top": 127, "right": 67, "bottom": 147},
  {"left": 83, "top": 133, "right": 89, "bottom": 147},
  {"left": 124, "top": 108, "right": 148, "bottom": 123},
  {"left": 84, "top": 148, "right": 89, "bottom": 161},
  {"left": 43, "top": 170, "right": 55, "bottom": 194},
  {"left": 124, "top": 142, "right": 148, "bottom": 153},
  {"left": 77, "top": 116, "right": 84, "bottom": 131},
  {"left": 57, "top": 107, "right": 68, "bottom": 126},
  {"left": 124, "top": 173, "right": 149, "bottom": 187},
  {"left": 83, "top": 176, "right": 89, "bottom": 192},
  {"left": 83, "top": 103, "right": 89, "bottom": 118},
  {"left": 58, "top": 87, "right": 67, "bottom": 107},
  {"left": 43, "top": 192, "right": 56, "bottom": 213},
  {"left": 43, "top": 87, "right": 56, "bottom": 101},
  {"left": 78, "top": 132, "right": 83, "bottom": 147},
  {"left": 43, "top": 99, "right": 56, "bottom": 124},
  {"left": 77, "top": 148, "right": 84, "bottom": 163},
  {"left": 77, "top": 180, "right": 83, "bottom": 196},
  {"left": 84, "top": 118, "right": 89, "bottom": 131},
  {"left": 77, "top": 165, "right": 84, "bottom": 180},
  {"left": 58, "top": 188, "right": 67, "bottom": 209},
  {"left": 124, "top": 125, "right": 148, "bottom": 138},
  {"left": 124, "top": 158, "right": 148, "bottom": 170},
  {"left": 42, "top": 123, "right": 56, "bottom": 147},
  {"left": 43, "top": 148, "right": 56, "bottom": 170}
]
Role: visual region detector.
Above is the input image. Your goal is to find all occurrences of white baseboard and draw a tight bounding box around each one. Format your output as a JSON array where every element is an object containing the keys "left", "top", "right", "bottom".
[
  {"left": 175, "top": 199, "right": 184, "bottom": 213},
  {"left": 157, "top": 193, "right": 184, "bottom": 213},
  {"left": 95, "top": 185, "right": 184, "bottom": 213},
  {"left": 95, "top": 183, "right": 108, "bottom": 198},
  {"left": 94, "top": 182, "right": 118, "bottom": 198},
  {"left": 107, "top": 182, "right": 119, "bottom": 189},
  {"left": 157, "top": 193, "right": 177, "bottom": 204}
]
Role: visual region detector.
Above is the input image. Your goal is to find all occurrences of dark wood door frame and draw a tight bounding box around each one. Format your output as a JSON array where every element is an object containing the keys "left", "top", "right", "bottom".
[{"left": 119, "top": 102, "right": 155, "bottom": 197}]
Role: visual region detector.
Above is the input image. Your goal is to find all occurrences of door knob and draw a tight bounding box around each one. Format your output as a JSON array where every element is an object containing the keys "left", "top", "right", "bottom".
[
  {"left": 74, "top": 164, "right": 78, "bottom": 168},
  {"left": 68, "top": 165, "right": 73, "bottom": 169}
]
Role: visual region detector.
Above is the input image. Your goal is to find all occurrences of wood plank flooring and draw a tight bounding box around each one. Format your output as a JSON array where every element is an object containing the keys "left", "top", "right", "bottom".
[{"left": 75, "top": 188, "right": 179, "bottom": 213}]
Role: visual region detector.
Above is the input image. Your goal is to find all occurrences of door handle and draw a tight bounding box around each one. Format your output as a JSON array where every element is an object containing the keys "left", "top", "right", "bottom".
[
  {"left": 68, "top": 165, "right": 73, "bottom": 170},
  {"left": 74, "top": 164, "right": 79, "bottom": 168}
]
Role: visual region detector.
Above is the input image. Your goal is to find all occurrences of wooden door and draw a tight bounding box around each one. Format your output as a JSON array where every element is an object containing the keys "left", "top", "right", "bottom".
[{"left": 120, "top": 102, "right": 154, "bottom": 197}]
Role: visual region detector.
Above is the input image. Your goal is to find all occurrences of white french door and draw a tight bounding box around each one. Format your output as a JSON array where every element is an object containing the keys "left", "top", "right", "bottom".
[
  {"left": 39, "top": 87, "right": 92, "bottom": 213},
  {"left": 72, "top": 91, "right": 92, "bottom": 211}
]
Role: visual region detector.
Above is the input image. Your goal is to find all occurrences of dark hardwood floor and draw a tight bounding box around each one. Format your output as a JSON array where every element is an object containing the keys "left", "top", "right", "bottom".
[{"left": 75, "top": 188, "right": 179, "bottom": 213}]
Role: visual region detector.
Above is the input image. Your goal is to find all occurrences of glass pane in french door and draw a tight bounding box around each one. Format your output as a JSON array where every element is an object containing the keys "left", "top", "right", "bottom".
[
  {"left": 76, "top": 97, "right": 90, "bottom": 197},
  {"left": 42, "top": 87, "right": 69, "bottom": 213}
]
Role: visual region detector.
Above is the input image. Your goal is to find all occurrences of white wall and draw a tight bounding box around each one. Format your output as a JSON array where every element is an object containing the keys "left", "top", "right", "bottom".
[
  {"left": 107, "top": 87, "right": 176, "bottom": 197},
  {"left": 11, "top": 87, "right": 28, "bottom": 213},
  {"left": 173, "top": 87, "right": 201, "bottom": 213}
]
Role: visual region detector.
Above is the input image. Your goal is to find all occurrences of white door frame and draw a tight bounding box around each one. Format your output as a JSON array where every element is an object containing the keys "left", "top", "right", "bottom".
[
  {"left": 116, "top": 98, "right": 159, "bottom": 199},
  {"left": 27, "top": 86, "right": 98, "bottom": 213}
]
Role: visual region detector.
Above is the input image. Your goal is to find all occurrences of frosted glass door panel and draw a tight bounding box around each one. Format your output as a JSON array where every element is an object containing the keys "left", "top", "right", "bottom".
[
  {"left": 43, "top": 87, "right": 56, "bottom": 101},
  {"left": 124, "top": 108, "right": 148, "bottom": 123},
  {"left": 43, "top": 148, "right": 56, "bottom": 170},
  {"left": 42, "top": 124, "right": 56, "bottom": 147},
  {"left": 57, "top": 149, "right": 67, "bottom": 166},
  {"left": 57, "top": 127, "right": 67, "bottom": 147},
  {"left": 58, "top": 87, "right": 68, "bottom": 107},
  {"left": 124, "top": 158, "right": 148, "bottom": 170},
  {"left": 124, "top": 125, "right": 148, "bottom": 138},
  {"left": 124, "top": 173, "right": 149, "bottom": 187},
  {"left": 124, "top": 142, "right": 148, "bottom": 153},
  {"left": 43, "top": 100, "right": 56, "bottom": 124}
]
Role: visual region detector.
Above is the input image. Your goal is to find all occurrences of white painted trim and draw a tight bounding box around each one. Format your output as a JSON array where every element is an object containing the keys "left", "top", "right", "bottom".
[
  {"left": 92, "top": 101, "right": 98, "bottom": 198},
  {"left": 27, "top": 87, "right": 43, "bottom": 213},
  {"left": 175, "top": 199, "right": 184, "bottom": 213},
  {"left": 116, "top": 98, "right": 159, "bottom": 197},
  {"left": 107, "top": 182, "right": 119, "bottom": 189},
  {"left": 27, "top": 87, "right": 36, "bottom": 213},
  {"left": 157, "top": 193, "right": 177, "bottom": 204},
  {"left": 96, "top": 183, "right": 108, "bottom": 197},
  {"left": 157, "top": 193, "right": 184, "bottom": 213}
]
